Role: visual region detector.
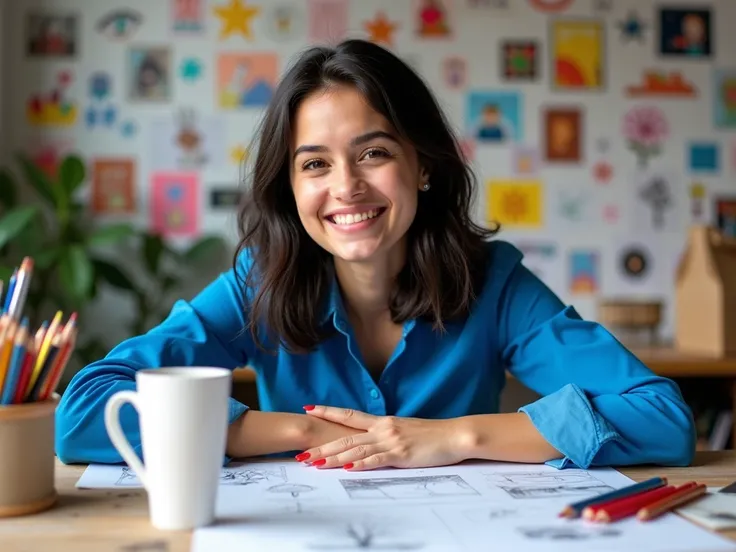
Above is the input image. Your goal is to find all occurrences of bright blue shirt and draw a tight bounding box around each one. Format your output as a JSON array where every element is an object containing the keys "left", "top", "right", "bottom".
[{"left": 55, "top": 241, "right": 696, "bottom": 469}]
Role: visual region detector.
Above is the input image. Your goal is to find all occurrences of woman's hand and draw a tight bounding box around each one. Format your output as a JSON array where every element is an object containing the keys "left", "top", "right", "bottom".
[{"left": 296, "top": 405, "right": 470, "bottom": 471}]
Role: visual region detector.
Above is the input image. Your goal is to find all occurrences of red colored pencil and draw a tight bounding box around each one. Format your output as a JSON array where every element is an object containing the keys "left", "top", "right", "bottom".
[
  {"left": 12, "top": 343, "right": 36, "bottom": 404},
  {"left": 583, "top": 483, "right": 672, "bottom": 520},
  {"left": 594, "top": 484, "right": 694, "bottom": 523},
  {"left": 637, "top": 483, "right": 707, "bottom": 521}
]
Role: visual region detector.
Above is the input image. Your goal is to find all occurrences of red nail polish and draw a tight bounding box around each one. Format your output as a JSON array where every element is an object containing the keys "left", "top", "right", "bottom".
[
  {"left": 312, "top": 459, "right": 326, "bottom": 466},
  {"left": 303, "top": 405, "right": 315, "bottom": 411},
  {"left": 343, "top": 463, "right": 354, "bottom": 470},
  {"left": 295, "top": 452, "right": 310, "bottom": 462}
]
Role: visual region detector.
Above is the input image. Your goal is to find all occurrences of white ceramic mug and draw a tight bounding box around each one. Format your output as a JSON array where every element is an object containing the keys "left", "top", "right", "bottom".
[{"left": 104, "top": 367, "right": 232, "bottom": 531}]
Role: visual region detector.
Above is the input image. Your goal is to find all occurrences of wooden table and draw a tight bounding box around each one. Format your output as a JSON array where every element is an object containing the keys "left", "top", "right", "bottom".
[{"left": 2, "top": 451, "right": 736, "bottom": 551}]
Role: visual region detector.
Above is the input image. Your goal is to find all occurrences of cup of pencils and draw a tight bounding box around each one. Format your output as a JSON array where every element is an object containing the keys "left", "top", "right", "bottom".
[{"left": 0, "top": 257, "right": 77, "bottom": 517}]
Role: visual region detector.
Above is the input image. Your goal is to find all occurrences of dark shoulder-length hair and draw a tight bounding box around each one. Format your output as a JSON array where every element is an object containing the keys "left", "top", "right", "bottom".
[{"left": 235, "top": 39, "right": 497, "bottom": 354}]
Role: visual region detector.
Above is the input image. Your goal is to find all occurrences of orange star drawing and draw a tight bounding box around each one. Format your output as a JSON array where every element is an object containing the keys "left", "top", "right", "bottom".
[
  {"left": 365, "top": 11, "right": 398, "bottom": 46},
  {"left": 213, "top": 0, "right": 260, "bottom": 40}
]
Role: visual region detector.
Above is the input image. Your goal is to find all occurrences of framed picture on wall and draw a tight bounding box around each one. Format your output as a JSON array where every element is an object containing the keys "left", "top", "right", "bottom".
[
  {"left": 543, "top": 106, "right": 583, "bottom": 162},
  {"left": 26, "top": 12, "right": 78, "bottom": 58},
  {"left": 550, "top": 19, "right": 605, "bottom": 91},
  {"left": 501, "top": 41, "right": 539, "bottom": 80},
  {"left": 658, "top": 7, "right": 712, "bottom": 58},
  {"left": 127, "top": 46, "right": 172, "bottom": 102}
]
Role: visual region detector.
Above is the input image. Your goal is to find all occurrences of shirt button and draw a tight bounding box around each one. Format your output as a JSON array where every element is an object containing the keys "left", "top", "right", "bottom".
[{"left": 370, "top": 389, "right": 379, "bottom": 399}]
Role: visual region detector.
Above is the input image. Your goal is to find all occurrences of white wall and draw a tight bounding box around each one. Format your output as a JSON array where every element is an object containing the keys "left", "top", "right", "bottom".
[{"left": 3, "top": 0, "right": 736, "bottom": 353}]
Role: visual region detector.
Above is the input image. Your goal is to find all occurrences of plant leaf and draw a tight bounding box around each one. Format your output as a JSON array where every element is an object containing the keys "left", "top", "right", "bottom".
[
  {"left": 142, "top": 233, "right": 165, "bottom": 275},
  {"left": 93, "top": 258, "right": 137, "bottom": 291},
  {"left": 59, "top": 155, "right": 86, "bottom": 196},
  {"left": 183, "top": 235, "right": 226, "bottom": 264},
  {"left": 87, "top": 223, "right": 136, "bottom": 247},
  {"left": 0, "top": 265, "right": 13, "bottom": 284},
  {"left": 0, "top": 205, "right": 39, "bottom": 250},
  {"left": 15, "top": 154, "right": 58, "bottom": 207},
  {"left": 0, "top": 168, "right": 17, "bottom": 209},
  {"left": 59, "top": 245, "right": 94, "bottom": 303},
  {"left": 35, "top": 246, "right": 62, "bottom": 270}
]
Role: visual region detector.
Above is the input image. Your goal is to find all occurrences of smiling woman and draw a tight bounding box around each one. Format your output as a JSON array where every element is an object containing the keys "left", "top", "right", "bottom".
[{"left": 56, "top": 39, "right": 696, "bottom": 474}]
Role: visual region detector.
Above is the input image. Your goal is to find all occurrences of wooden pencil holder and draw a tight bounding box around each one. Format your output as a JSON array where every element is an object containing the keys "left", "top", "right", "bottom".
[{"left": 0, "top": 394, "right": 59, "bottom": 517}]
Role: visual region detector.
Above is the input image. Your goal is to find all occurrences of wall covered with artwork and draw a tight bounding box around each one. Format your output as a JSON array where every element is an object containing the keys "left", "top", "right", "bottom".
[{"left": 1, "top": 0, "right": 735, "bottom": 341}]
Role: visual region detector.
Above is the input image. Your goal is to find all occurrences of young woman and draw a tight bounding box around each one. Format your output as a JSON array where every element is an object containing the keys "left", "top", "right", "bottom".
[{"left": 56, "top": 39, "right": 695, "bottom": 471}]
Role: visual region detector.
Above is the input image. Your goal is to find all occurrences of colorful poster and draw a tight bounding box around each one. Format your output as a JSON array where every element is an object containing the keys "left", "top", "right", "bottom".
[
  {"left": 414, "top": 0, "right": 452, "bottom": 39},
  {"left": 568, "top": 250, "right": 599, "bottom": 294},
  {"left": 172, "top": 0, "right": 204, "bottom": 33},
  {"left": 26, "top": 12, "right": 78, "bottom": 57},
  {"left": 307, "top": 0, "right": 347, "bottom": 43},
  {"left": 487, "top": 179, "right": 543, "bottom": 228},
  {"left": 92, "top": 159, "right": 136, "bottom": 214},
  {"left": 217, "top": 53, "right": 278, "bottom": 109},
  {"left": 713, "top": 69, "right": 736, "bottom": 128},
  {"left": 466, "top": 91, "right": 521, "bottom": 143},
  {"left": 550, "top": 19, "right": 605, "bottom": 91},
  {"left": 543, "top": 107, "right": 583, "bottom": 162},
  {"left": 659, "top": 7, "right": 711, "bottom": 57},
  {"left": 26, "top": 71, "right": 77, "bottom": 127},
  {"left": 127, "top": 46, "right": 171, "bottom": 101},
  {"left": 150, "top": 172, "right": 199, "bottom": 237},
  {"left": 149, "top": 109, "right": 227, "bottom": 171}
]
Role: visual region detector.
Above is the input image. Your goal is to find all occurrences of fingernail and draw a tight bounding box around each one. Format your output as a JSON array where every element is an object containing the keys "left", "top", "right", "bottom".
[
  {"left": 343, "top": 463, "right": 354, "bottom": 470},
  {"left": 312, "top": 459, "right": 326, "bottom": 466},
  {"left": 295, "top": 452, "right": 310, "bottom": 462},
  {"left": 303, "top": 405, "right": 315, "bottom": 411}
]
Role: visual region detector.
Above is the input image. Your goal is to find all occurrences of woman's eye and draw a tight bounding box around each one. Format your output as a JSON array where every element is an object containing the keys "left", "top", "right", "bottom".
[
  {"left": 96, "top": 9, "right": 142, "bottom": 39},
  {"left": 364, "top": 148, "right": 389, "bottom": 159},
  {"left": 303, "top": 159, "right": 326, "bottom": 170}
]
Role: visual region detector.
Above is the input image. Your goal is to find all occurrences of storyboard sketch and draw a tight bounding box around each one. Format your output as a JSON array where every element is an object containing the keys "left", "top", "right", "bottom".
[{"left": 78, "top": 461, "right": 736, "bottom": 552}]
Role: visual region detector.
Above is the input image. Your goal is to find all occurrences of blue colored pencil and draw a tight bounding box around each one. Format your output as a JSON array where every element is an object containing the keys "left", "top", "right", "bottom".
[
  {"left": 558, "top": 476, "right": 668, "bottom": 518},
  {"left": 2, "top": 270, "right": 17, "bottom": 314},
  {"left": 0, "top": 318, "right": 28, "bottom": 404}
]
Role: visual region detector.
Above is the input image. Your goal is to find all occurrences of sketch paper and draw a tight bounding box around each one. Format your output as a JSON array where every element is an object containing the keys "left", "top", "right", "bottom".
[
  {"left": 678, "top": 493, "right": 736, "bottom": 531},
  {"left": 77, "top": 461, "right": 735, "bottom": 552}
]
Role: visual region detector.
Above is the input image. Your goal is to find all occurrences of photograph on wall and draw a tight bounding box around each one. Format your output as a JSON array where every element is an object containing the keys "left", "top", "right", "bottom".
[
  {"left": 550, "top": 19, "right": 604, "bottom": 91},
  {"left": 217, "top": 53, "right": 278, "bottom": 109},
  {"left": 127, "top": 46, "right": 172, "bottom": 101},
  {"left": 172, "top": 0, "right": 205, "bottom": 33},
  {"left": 715, "top": 197, "right": 736, "bottom": 238},
  {"left": 713, "top": 69, "right": 736, "bottom": 128},
  {"left": 658, "top": 7, "right": 711, "bottom": 57},
  {"left": 466, "top": 91, "right": 521, "bottom": 143},
  {"left": 486, "top": 179, "right": 543, "bottom": 228},
  {"left": 414, "top": 0, "right": 452, "bottom": 38},
  {"left": 91, "top": 158, "right": 136, "bottom": 215},
  {"left": 26, "top": 12, "right": 78, "bottom": 57},
  {"left": 307, "top": 0, "right": 348, "bottom": 43},
  {"left": 149, "top": 108, "right": 227, "bottom": 171},
  {"left": 501, "top": 41, "right": 538, "bottom": 80},
  {"left": 543, "top": 107, "right": 582, "bottom": 162},
  {"left": 150, "top": 172, "right": 200, "bottom": 237},
  {"left": 568, "top": 250, "right": 599, "bottom": 295}
]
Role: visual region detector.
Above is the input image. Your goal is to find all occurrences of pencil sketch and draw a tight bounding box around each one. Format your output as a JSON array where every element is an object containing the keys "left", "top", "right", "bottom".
[
  {"left": 267, "top": 482, "right": 315, "bottom": 513},
  {"left": 484, "top": 470, "right": 614, "bottom": 499},
  {"left": 461, "top": 506, "right": 518, "bottom": 523},
  {"left": 306, "top": 521, "right": 424, "bottom": 550},
  {"left": 340, "top": 475, "right": 479, "bottom": 500},
  {"left": 518, "top": 525, "right": 622, "bottom": 541},
  {"left": 114, "top": 465, "right": 288, "bottom": 487}
]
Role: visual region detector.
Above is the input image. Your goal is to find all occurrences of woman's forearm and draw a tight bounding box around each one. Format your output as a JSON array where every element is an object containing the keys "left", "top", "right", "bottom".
[
  {"left": 455, "top": 412, "right": 563, "bottom": 464},
  {"left": 226, "top": 409, "right": 364, "bottom": 458}
]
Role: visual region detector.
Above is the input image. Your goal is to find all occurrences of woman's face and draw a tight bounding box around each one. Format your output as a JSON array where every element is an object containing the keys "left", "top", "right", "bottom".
[{"left": 290, "top": 85, "right": 426, "bottom": 264}]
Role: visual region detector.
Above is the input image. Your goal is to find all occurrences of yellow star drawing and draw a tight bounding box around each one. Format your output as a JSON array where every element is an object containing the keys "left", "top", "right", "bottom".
[
  {"left": 213, "top": 0, "right": 260, "bottom": 40},
  {"left": 365, "top": 11, "right": 398, "bottom": 46},
  {"left": 230, "top": 145, "right": 249, "bottom": 164}
]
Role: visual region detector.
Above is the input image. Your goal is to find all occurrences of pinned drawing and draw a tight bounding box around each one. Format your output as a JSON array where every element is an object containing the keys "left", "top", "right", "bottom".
[
  {"left": 487, "top": 180, "right": 543, "bottom": 228},
  {"left": 636, "top": 172, "right": 674, "bottom": 231},
  {"left": 713, "top": 69, "right": 736, "bottom": 128},
  {"left": 92, "top": 158, "right": 136, "bottom": 215},
  {"left": 364, "top": 11, "right": 398, "bottom": 46},
  {"left": 306, "top": 520, "right": 425, "bottom": 550},
  {"left": 26, "top": 70, "right": 78, "bottom": 127},
  {"left": 543, "top": 107, "right": 582, "bottom": 162},
  {"left": 307, "top": 0, "right": 348, "bottom": 43},
  {"left": 501, "top": 41, "right": 538, "bottom": 80},
  {"left": 339, "top": 475, "right": 479, "bottom": 500},
  {"left": 213, "top": 0, "right": 260, "bottom": 40},
  {"left": 172, "top": 0, "right": 205, "bottom": 33},
  {"left": 617, "top": 11, "right": 647, "bottom": 43},
  {"left": 568, "top": 251, "right": 600, "bottom": 294},
  {"left": 527, "top": 0, "right": 573, "bottom": 13},
  {"left": 622, "top": 105, "right": 668, "bottom": 169},
  {"left": 466, "top": 91, "right": 521, "bottom": 143},
  {"left": 264, "top": 3, "right": 305, "bottom": 41},
  {"left": 557, "top": 191, "right": 589, "bottom": 223},
  {"left": 625, "top": 70, "right": 697, "bottom": 98},
  {"left": 485, "top": 470, "right": 613, "bottom": 499},
  {"left": 414, "top": 0, "right": 452, "bottom": 38},
  {"left": 715, "top": 197, "right": 736, "bottom": 238},
  {"left": 217, "top": 52, "right": 278, "bottom": 108},
  {"left": 86, "top": 72, "right": 118, "bottom": 131},
  {"left": 150, "top": 171, "right": 199, "bottom": 237},
  {"left": 128, "top": 46, "right": 171, "bottom": 101},
  {"left": 149, "top": 109, "right": 227, "bottom": 170},
  {"left": 96, "top": 9, "right": 142, "bottom": 40},
  {"left": 659, "top": 7, "right": 711, "bottom": 57},
  {"left": 550, "top": 19, "right": 605, "bottom": 91},
  {"left": 26, "top": 11, "right": 78, "bottom": 57}
]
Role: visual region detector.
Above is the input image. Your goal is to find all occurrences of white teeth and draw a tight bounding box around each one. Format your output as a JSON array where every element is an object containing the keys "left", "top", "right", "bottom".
[{"left": 332, "top": 209, "right": 380, "bottom": 225}]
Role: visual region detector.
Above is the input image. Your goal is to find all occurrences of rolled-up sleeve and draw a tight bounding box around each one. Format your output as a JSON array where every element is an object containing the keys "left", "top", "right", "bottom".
[{"left": 498, "top": 261, "right": 696, "bottom": 469}]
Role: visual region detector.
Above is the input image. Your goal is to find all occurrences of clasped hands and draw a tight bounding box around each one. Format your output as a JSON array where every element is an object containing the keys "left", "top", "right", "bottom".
[{"left": 295, "top": 405, "right": 471, "bottom": 471}]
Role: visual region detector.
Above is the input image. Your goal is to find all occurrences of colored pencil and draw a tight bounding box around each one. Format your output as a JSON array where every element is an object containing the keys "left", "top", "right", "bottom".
[
  {"left": 636, "top": 482, "right": 707, "bottom": 521},
  {"left": 0, "top": 318, "right": 28, "bottom": 404},
  {"left": 29, "top": 310, "right": 62, "bottom": 391},
  {"left": 39, "top": 314, "right": 76, "bottom": 400},
  {"left": 594, "top": 484, "right": 685, "bottom": 523},
  {"left": 27, "top": 332, "right": 62, "bottom": 402},
  {"left": 557, "top": 476, "right": 668, "bottom": 518},
  {"left": 2, "top": 270, "right": 17, "bottom": 313},
  {"left": 13, "top": 346, "right": 37, "bottom": 405},
  {"left": 0, "top": 319, "right": 18, "bottom": 393}
]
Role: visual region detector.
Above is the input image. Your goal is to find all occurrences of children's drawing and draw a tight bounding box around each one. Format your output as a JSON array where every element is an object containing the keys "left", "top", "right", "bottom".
[
  {"left": 150, "top": 109, "right": 227, "bottom": 170},
  {"left": 518, "top": 525, "right": 621, "bottom": 540},
  {"left": 543, "top": 107, "right": 582, "bottom": 162},
  {"left": 414, "top": 0, "right": 451, "bottom": 38},
  {"left": 172, "top": 0, "right": 205, "bottom": 33},
  {"left": 26, "top": 12, "right": 77, "bottom": 57},
  {"left": 307, "top": 0, "right": 348, "bottom": 43},
  {"left": 625, "top": 71, "right": 697, "bottom": 98},
  {"left": 617, "top": 11, "right": 647, "bottom": 43},
  {"left": 622, "top": 105, "right": 668, "bottom": 169},
  {"left": 659, "top": 7, "right": 711, "bottom": 57},
  {"left": 713, "top": 69, "right": 736, "bottom": 128},
  {"left": 568, "top": 251, "right": 600, "bottom": 295},
  {"left": 339, "top": 475, "right": 479, "bottom": 500},
  {"left": 213, "top": 0, "right": 260, "bottom": 40},
  {"left": 688, "top": 142, "right": 720, "bottom": 173},
  {"left": 96, "top": 9, "right": 142, "bottom": 40},
  {"left": 26, "top": 71, "right": 77, "bottom": 127},
  {"left": 128, "top": 47, "right": 171, "bottom": 101},
  {"left": 487, "top": 180, "right": 543, "bottom": 228},
  {"left": 550, "top": 19, "right": 605, "bottom": 91},
  {"left": 306, "top": 521, "right": 425, "bottom": 550},
  {"left": 265, "top": 3, "right": 304, "bottom": 41},
  {"left": 466, "top": 91, "right": 521, "bottom": 143},
  {"left": 92, "top": 158, "right": 136, "bottom": 215},
  {"left": 485, "top": 470, "right": 612, "bottom": 499},
  {"left": 150, "top": 172, "right": 199, "bottom": 237},
  {"left": 217, "top": 53, "right": 278, "bottom": 108},
  {"left": 637, "top": 172, "right": 674, "bottom": 230},
  {"left": 364, "top": 11, "right": 398, "bottom": 46},
  {"left": 501, "top": 41, "right": 537, "bottom": 80}
]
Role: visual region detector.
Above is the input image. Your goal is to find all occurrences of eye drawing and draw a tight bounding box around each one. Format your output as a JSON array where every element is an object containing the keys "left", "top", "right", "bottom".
[{"left": 96, "top": 9, "right": 142, "bottom": 39}]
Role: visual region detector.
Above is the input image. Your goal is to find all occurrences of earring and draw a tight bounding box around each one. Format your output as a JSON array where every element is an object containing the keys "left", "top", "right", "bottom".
[{"left": 422, "top": 182, "right": 430, "bottom": 191}]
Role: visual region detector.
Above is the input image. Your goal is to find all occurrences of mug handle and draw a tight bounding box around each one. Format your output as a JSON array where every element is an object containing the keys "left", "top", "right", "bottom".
[{"left": 104, "top": 390, "right": 148, "bottom": 489}]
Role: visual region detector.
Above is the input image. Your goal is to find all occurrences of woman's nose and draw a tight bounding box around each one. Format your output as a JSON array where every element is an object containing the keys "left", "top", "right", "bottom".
[{"left": 328, "top": 164, "right": 365, "bottom": 200}]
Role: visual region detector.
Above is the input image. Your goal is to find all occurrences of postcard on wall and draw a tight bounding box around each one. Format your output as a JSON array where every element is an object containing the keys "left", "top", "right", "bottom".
[
  {"left": 486, "top": 179, "right": 543, "bottom": 228},
  {"left": 568, "top": 250, "right": 599, "bottom": 295},
  {"left": 659, "top": 7, "right": 711, "bottom": 57},
  {"left": 307, "top": 0, "right": 348, "bottom": 43},
  {"left": 414, "top": 0, "right": 452, "bottom": 39},
  {"left": 466, "top": 91, "right": 521, "bottom": 144},
  {"left": 543, "top": 107, "right": 582, "bottom": 162},
  {"left": 91, "top": 158, "right": 136, "bottom": 215},
  {"left": 149, "top": 109, "right": 227, "bottom": 171},
  {"left": 26, "top": 12, "right": 78, "bottom": 57},
  {"left": 713, "top": 69, "right": 736, "bottom": 128},
  {"left": 550, "top": 19, "right": 605, "bottom": 91},
  {"left": 217, "top": 53, "right": 278, "bottom": 109},
  {"left": 172, "top": 0, "right": 205, "bottom": 33},
  {"left": 127, "top": 46, "right": 172, "bottom": 101},
  {"left": 150, "top": 172, "right": 199, "bottom": 237}
]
